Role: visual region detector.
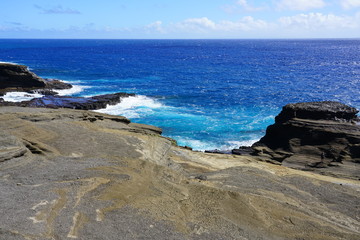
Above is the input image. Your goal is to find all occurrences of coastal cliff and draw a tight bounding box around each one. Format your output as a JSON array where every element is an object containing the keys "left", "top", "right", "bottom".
[
  {"left": 0, "top": 63, "right": 46, "bottom": 89},
  {"left": 0, "top": 107, "right": 359, "bottom": 240},
  {"left": 0, "top": 63, "right": 134, "bottom": 110},
  {"left": 0, "top": 62, "right": 71, "bottom": 94},
  {"left": 252, "top": 101, "right": 360, "bottom": 179}
]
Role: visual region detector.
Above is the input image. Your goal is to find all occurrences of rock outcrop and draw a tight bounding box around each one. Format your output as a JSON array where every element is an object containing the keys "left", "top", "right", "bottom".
[
  {"left": 0, "top": 107, "right": 359, "bottom": 240},
  {"left": 252, "top": 101, "right": 360, "bottom": 178},
  {"left": 0, "top": 92, "right": 135, "bottom": 110},
  {"left": 0, "top": 63, "right": 46, "bottom": 90},
  {"left": 0, "top": 132, "right": 28, "bottom": 162},
  {"left": 0, "top": 63, "right": 134, "bottom": 110},
  {"left": 0, "top": 62, "right": 72, "bottom": 94}
]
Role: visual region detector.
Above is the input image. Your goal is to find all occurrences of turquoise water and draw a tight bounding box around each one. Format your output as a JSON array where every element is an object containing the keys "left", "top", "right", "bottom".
[{"left": 1, "top": 39, "right": 359, "bottom": 150}]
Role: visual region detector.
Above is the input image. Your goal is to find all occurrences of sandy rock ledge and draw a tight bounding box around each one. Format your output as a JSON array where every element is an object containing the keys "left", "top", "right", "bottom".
[{"left": 0, "top": 107, "right": 359, "bottom": 240}]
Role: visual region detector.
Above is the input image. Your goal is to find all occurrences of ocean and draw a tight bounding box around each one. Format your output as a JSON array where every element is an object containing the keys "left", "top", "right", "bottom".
[{"left": 1, "top": 39, "right": 359, "bottom": 151}]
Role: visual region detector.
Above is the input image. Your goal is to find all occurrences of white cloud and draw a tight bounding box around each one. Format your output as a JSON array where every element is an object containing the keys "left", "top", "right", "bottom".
[
  {"left": 278, "top": 12, "right": 358, "bottom": 29},
  {"left": 173, "top": 17, "right": 270, "bottom": 33},
  {"left": 145, "top": 21, "right": 164, "bottom": 33},
  {"left": 2, "top": 11, "right": 360, "bottom": 39},
  {"left": 277, "top": 0, "right": 326, "bottom": 11},
  {"left": 340, "top": 0, "right": 360, "bottom": 9},
  {"left": 222, "top": 0, "right": 264, "bottom": 13},
  {"left": 219, "top": 17, "right": 270, "bottom": 31},
  {"left": 168, "top": 13, "right": 360, "bottom": 38},
  {"left": 237, "top": 0, "right": 263, "bottom": 11},
  {"left": 175, "top": 17, "right": 216, "bottom": 32}
]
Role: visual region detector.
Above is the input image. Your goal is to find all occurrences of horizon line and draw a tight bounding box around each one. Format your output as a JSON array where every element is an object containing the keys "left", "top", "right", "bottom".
[{"left": 1, "top": 37, "right": 360, "bottom": 41}]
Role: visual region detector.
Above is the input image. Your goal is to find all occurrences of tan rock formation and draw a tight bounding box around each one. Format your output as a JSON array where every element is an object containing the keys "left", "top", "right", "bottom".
[{"left": 0, "top": 107, "right": 359, "bottom": 239}]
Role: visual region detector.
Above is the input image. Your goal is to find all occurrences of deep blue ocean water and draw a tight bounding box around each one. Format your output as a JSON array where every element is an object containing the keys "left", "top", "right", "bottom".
[{"left": 1, "top": 39, "right": 359, "bottom": 150}]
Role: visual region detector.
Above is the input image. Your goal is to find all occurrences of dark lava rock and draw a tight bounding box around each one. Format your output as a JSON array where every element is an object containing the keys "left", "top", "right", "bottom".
[
  {"left": 252, "top": 101, "right": 360, "bottom": 177},
  {"left": 27, "top": 89, "right": 58, "bottom": 96},
  {"left": 0, "top": 92, "right": 135, "bottom": 110},
  {"left": 205, "top": 149, "right": 232, "bottom": 154},
  {"left": 26, "top": 92, "right": 135, "bottom": 110},
  {"left": 0, "top": 63, "right": 46, "bottom": 90},
  {"left": 0, "top": 63, "right": 135, "bottom": 111},
  {"left": 0, "top": 63, "right": 73, "bottom": 94},
  {"left": 275, "top": 101, "right": 358, "bottom": 123},
  {"left": 232, "top": 146, "right": 254, "bottom": 155}
]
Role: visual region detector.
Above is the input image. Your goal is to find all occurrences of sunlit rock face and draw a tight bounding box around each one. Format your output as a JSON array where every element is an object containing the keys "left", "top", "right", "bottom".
[
  {"left": 0, "top": 63, "right": 46, "bottom": 89},
  {"left": 253, "top": 101, "right": 360, "bottom": 178}
]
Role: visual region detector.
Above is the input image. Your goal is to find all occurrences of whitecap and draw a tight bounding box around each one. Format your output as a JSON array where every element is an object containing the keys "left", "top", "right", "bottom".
[
  {"left": 94, "top": 95, "right": 164, "bottom": 118},
  {"left": 54, "top": 84, "right": 90, "bottom": 96},
  {"left": 1, "top": 92, "right": 44, "bottom": 102}
]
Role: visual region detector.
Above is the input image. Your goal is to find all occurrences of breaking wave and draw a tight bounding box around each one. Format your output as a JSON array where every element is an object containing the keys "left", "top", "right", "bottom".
[
  {"left": 94, "top": 95, "right": 165, "bottom": 119},
  {"left": 54, "top": 84, "right": 89, "bottom": 96},
  {"left": 1, "top": 92, "right": 44, "bottom": 102}
]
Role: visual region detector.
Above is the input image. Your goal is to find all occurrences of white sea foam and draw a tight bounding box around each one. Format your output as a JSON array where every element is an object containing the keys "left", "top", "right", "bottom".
[
  {"left": 94, "top": 95, "right": 164, "bottom": 118},
  {"left": 0, "top": 61, "right": 18, "bottom": 65},
  {"left": 54, "top": 84, "right": 89, "bottom": 96},
  {"left": 1, "top": 81, "right": 88, "bottom": 102},
  {"left": 226, "top": 140, "right": 258, "bottom": 148},
  {"left": 175, "top": 138, "right": 219, "bottom": 151},
  {"left": 176, "top": 138, "right": 260, "bottom": 152},
  {"left": 1, "top": 92, "right": 44, "bottom": 102}
]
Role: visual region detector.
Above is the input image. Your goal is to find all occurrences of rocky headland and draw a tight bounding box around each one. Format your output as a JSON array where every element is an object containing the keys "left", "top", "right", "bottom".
[
  {"left": 251, "top": 101, "right": 360, "bottom": 180},
  {"left": 0, "top": 63, "right": 71, "bottom": 95},
  {"left": 0, "top": 63, "right": 359, "bottom": 239},
  {"left": 0, "top": 62, "right": 134, "bottom": 110}
]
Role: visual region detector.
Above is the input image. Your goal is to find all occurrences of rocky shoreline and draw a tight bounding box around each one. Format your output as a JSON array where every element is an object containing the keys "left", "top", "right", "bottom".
[
  {"left": 250, "top": 101, "right": 360, "bottom": 180},
  {"left": 1, "top": 63, "right": 359, "bottom": 239},
  {"left": 0, "top": 63, "right": 72, "bottom": 94},
  {"left": 1, "top": 62, "right": 359, "bottom": 179},
  {"left": 0, "top": 62, "right": 134, "bottom": 110},
  {"left": 0, "top": 92, "right": 135, "bottom": 110}
]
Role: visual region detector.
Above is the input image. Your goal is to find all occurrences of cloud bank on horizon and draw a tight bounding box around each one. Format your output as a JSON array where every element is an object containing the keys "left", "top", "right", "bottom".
[{"left": 1, "top": 0, "right": 360, "bottom": 38}]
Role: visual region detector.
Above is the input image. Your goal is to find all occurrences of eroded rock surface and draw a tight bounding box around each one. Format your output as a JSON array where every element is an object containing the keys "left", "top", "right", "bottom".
[
  {"left": 0, "top": 92, "right": 135, "bottom": 110},
  {"left": 0, "top": 63, "right": 46, "bottom": 90},
  {"left": 0, "top": 133, "right": 27, "bottom": 162},
  {"left": 0, "top": 107, "right": 359, "bottom": 240},
  {"left": 0, "top": 63, "right": 135, "bottom": 110},
  {"left": 252, "top": 101, "right": 360, "bottom": 179},
  {"left": 0, "top": 63, "right": 73, "bottom": 93}
]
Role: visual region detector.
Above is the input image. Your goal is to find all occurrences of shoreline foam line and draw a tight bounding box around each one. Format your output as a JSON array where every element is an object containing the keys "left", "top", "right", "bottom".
[
  {"left": 0, "top": 61, "right": 18, "bottom": 65},
  {"left": 174, "top": 137, "right": 259, "bottom": 151},
  {"left": 54, "top": 84, "right": 90, "bottom": 96},
  {"left": 94, "top": 95, "right": 164, "bottom": 118},
  {"left": 1, "top": 92, "right": 44, "bottom": 102}
]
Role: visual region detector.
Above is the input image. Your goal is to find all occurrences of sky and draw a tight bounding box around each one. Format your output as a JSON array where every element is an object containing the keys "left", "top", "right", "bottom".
[{"left": 0, "top": 0, "right": 360, "bottom": 39}]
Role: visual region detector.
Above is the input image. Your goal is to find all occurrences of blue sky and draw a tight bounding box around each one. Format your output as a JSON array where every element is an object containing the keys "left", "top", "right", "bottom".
[{"left": 1, "top": 0, "right": 360, "bottom": 38}]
